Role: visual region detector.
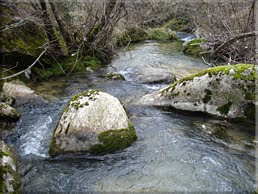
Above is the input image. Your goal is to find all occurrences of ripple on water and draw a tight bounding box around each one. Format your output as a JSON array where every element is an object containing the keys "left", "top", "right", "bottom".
[{"left": 20, "top": 116, "right": 53, "bottom": 158}]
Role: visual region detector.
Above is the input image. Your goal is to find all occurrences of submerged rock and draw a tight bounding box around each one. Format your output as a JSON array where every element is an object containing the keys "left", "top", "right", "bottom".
[
  {"left": 141, "top": 64, "right": 256, "bottom": 122},
  {"left": 2, "top": 81, "right": 44, "bottom": 105},
  {"left": 136, "top": 68, "right": 176, "bottom": 84},
  {"left": 183, "top": 38, "right": 207, "bottom": 57},
  {"left": 0, "top": 102, "right": 20, "bottom": 121},
  {"left": 0, "top": 141, "right": 21, "bottom": 193},
  {"left": 106, "top": 72, "right": 125, "bottom": 80},
  {"left": 193, "top": 120, "right": 230, "bottom": 140},
  {"left": 49, "top": 90, "right": 137, "bottom": 156}
]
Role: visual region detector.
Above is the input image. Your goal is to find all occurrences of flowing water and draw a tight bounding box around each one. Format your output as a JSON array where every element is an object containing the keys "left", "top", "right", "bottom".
[{"left": 3, "top": 39, "right": 255, "bottom": 192}]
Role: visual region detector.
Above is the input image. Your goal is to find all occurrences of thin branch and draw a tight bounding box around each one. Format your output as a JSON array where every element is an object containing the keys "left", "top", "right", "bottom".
[{"left": 0, "top": 47, "right": 47, "bottom": 81}]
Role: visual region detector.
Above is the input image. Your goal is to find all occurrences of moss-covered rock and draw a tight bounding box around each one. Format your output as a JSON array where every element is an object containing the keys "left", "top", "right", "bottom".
[
  {"left": 116, "top": 27, "right": 148, "bottom": 47},
  {"left": 0, "top": 141, "right": 21, "bottom": 193},
  {"left": 141, "top": 64, "right": 256, "bottom": 122},
  {"left": 146, "top": 28, "right": 178, "bottom": 41},
  {"left": 49, "top": 90, "right": 137, "bottom": 156},
  {"left": 193, "top": 120, "right": 230, "bottom": 140},
  {"left": 183, "top": 38, "right": 207, "bottom": 57},
  {"left": 89, "top": 122, "right": 137, "bottom": 154},
  {"left": 106, "top": 72, "right": 125, "bottom": 80},
  {"left": 0, "top": 102, "right": 20, "bottom": 121},
  {"left": 163, "top": 18, "right": 189, "bottom": 32}
]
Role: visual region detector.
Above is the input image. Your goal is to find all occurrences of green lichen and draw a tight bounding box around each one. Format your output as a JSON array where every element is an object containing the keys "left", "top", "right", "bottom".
[
  {"left": 183, "top": 38, "right": 206, "bottom": 57},
  {"left": 161, "top": 64, "right": 256, "bottom": 94},
  {"left": 202, "top": 89, "right": 212, "bottom": 103},
  {"left": 216, "top": 101, "right": 233, "bottom": 115},
  {"left": 89, "top": 122, "right": 137, "bottom": 155}
]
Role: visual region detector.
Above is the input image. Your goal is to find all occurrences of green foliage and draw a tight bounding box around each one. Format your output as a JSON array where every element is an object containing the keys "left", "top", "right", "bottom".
[
  {"left": 33, "top": 56, "right": 102, "bottom": 80},
  {"left": 183, "top": 38, "right": 206, "bottom": 57},
  {"left": 162, "top": 64, "right": 256, "bottom": 94},
  {"left": 89, "top": 122, "right": 137, "bottom": 155}
]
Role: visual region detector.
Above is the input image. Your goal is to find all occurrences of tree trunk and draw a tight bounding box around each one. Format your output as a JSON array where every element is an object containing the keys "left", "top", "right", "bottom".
[
  {"left": 39, "top": 0, "right": 61, "bottom": 54},
  {"left": 87, "top": 0, "right": 117, "bottom": 42},
  {"left": 49, "top": 0, "right": 73, "bottom": 54}
]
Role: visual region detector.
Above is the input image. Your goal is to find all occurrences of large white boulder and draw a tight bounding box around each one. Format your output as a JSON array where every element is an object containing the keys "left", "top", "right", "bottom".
[
  {"left": 49, "top": 90, "right": 137, "bottom": 156},
  {"left": 141, "top": 64, "right": 256, "bottom": 121}
]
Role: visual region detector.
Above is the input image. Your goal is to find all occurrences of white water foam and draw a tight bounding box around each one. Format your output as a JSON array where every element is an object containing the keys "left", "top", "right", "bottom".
[{"left": 20, "top": 116, "right": 52, "bottom": 157}]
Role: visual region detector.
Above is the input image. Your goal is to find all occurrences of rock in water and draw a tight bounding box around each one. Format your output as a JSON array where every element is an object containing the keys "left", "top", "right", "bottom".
[
  {"left": 49, "top": 90, "right": 137, "bottom": 156},
  {"left": 2, "top": 81, "right": 44, "bottom": 105},
  {"left": 0, "top": 141, "right": 21, "bottom": 193},
  {"left": 0, "top": 102, "right": 20, "bottom": 121},
  {"left": 136, "top": 68, "right": 176, "bottom": 84},
  {"left": 141, "top": 64, "right": 256, "bottom": 121},
  {"left": 106, "top": 72, "right": 125, "bottom": 80}
]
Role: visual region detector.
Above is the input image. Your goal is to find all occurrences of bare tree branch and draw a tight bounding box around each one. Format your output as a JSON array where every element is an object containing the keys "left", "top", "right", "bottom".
[{"left": 0, "top": 47, "right": 47, "bottom": 81}]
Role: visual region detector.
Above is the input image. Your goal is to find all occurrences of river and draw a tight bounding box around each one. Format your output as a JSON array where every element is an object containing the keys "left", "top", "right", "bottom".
[{"left": 3, "top": 39, "right": 255, "bottom": 192}]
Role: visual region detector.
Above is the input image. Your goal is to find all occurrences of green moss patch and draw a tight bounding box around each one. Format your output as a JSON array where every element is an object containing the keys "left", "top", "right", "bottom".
[
  {"left": 202, "top": 89, "right": 212, "bottom": 103},
  {"left": 183, "top": 38, "right": 206, "bottom": 57},
  {"left": 89, "top": 123, "right": 137, "bottom": 155},
  {"left": 216, "top": 101, "right": 233, "bottom": 115}
]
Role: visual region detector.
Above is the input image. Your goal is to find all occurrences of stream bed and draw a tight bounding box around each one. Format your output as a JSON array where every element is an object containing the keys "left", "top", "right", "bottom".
[{"left": 3, "top": 40, "right": 255, "bottom": 192}]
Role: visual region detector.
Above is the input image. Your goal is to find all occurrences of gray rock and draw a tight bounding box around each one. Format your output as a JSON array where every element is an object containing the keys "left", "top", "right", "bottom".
[
  {"left": 140, "top": 64, "right": 256, "bottom": 121},
  {"left": 2, "top": 81, "right": 44, "bottom": 105},
  {"left": 49, "top": 90, "right": 137, "bottom": 156},
  {"left": 106, "top": 72, "right": 125, "bottom": 80},
  {"left": 0, "top": 141, "right": 21, "bottom": 193},
  {"left": 0, "top": 102, "right": 20, "bottom": 121},
  {"left": 136, "top": 68, "right": 176, "bottom": 84}
]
